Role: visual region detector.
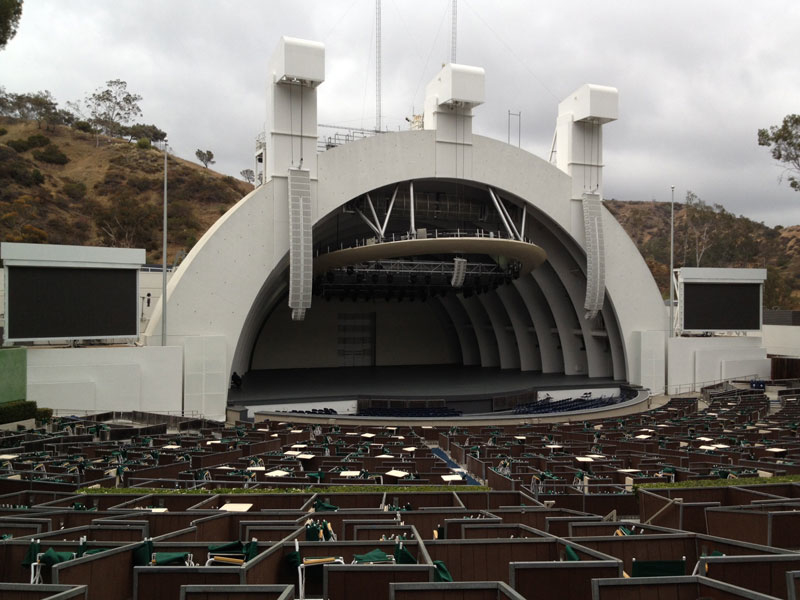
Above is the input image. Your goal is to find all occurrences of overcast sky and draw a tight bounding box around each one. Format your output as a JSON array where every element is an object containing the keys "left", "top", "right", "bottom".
[{"left": 2, "top": 0, "right": 799, "bottom": 226}]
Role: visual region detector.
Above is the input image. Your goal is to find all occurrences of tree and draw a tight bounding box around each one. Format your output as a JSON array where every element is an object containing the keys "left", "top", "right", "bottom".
[
  {"left": 0, "top": 0, "right": 22, "bottom": 51},
  {"left": 763, "top": 266, "right": 793, "bottom": 309},
  {"left": 195, "top": 149, "right": 215, "bottom": 168},
  {"left": 0, "top": 88, "right": 73, "bottom": 129},
  {"left": 0, "top": 85, "right": 12, "bottom": 114},
  {"left": 95, "top": 194, "right": 160, "bottom": 249},
  {"left": 85, "top": 79, "right": 142, "bottom": 138},
  {"left": 240, "top": 168, "right": 255, "bottom": 183},
  {"left": 758, "top": 114, "right": 800, "bottom": 192},
  {"left": 684, "top": 191, "right": 718, "bottom": 267},
  {"left": 16, "top": 90, "right": 57, "bottom": 128},
  {"left": 123, "top": 123, "right": 166, "bottom": 144}
]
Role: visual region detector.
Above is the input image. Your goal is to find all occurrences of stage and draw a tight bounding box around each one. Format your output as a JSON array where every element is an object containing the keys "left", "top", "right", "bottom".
[{"left": 227, "top": 365, "right": 622, "bottom": 414}]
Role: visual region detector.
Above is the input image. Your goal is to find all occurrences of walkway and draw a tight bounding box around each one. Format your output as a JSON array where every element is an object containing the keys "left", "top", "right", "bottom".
[{"left": 430, "top": 446, "right": 482, "bottom": 486}]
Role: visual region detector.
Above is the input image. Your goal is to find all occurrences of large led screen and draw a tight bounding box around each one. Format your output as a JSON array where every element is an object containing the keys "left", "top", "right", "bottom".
[
  {"left": 6, "top": 266, "right": 138, "bottom": 340},
  {"left": 683, "top": 282, "right": 761, "bottom": 331}
]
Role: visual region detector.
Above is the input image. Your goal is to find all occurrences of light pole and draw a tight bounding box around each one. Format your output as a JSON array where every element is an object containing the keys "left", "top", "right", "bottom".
[
  {"left": 161, "top": 140, "right": 168, "bottom": 346},
  {"left": 669, "top": 185, "right": 675, "bottom": 339}
]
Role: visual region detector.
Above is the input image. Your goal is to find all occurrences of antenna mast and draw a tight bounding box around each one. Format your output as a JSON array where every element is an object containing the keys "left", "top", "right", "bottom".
[
  {"left": 376, "top": 0, "right": 382, "bottom": 132},
  {"left": 451, "top": 0, "right": 457, "bottom": 63}
]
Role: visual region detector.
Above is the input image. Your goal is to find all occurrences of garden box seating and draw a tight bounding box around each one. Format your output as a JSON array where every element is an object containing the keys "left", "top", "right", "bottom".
[
  {"left": 178, "top": 584, "right": 295, "bottom": 599},
  {"left": 629, "top": 556, "right": 686, "bottom": 577},
  {"left": 388, "top": 581, "right": 526, "bottom": 600},
  {"left": 699, "top": 554, "right": 800, "bottom": 599},
  {"left": 0, "top": 582, "right": 89, "bottom": 599},
  {"left": 205, "top": 540, "right": 259, "bottom": 565},
  {"left": 592, "top": 575, "right": 782, "bottom": 600},
  {"left": 28, "top": 543, "right": 77, "bottom": 584}
]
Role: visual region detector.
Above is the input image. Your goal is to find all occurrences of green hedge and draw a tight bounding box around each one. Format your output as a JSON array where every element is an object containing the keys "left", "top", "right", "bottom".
[
  {"left": 80, "top": 485, "right": 491, "bottom": 495},
  {"left": 0, "top": 401, "right": 37, "bottom": 424},
  {"left": 35, "top": 407, "right": 53, "bottom": 422},
  {"left": 636, "top": 473, "right": 800, "bottom": 491}
]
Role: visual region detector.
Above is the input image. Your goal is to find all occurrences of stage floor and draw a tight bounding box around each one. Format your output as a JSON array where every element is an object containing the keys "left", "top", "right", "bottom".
[{"left": 228, "top": 365, "right": 620, "bottom": 406}]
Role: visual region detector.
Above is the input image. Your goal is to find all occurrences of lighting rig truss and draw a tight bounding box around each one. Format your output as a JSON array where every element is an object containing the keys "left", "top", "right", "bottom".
[{"left": 314, "top": 258, "right": 521, "bottom": 302}]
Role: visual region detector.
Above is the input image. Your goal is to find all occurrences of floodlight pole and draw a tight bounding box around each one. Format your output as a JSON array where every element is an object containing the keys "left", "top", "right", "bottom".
[
  {"left": 669, "top": 185, "right": 675, "bottom": 339},
  {"left": 162, "top": 141, "right": 168, "bottom": 346}
]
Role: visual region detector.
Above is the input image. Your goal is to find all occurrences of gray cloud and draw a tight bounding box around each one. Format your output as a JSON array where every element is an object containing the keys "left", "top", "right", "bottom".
[{"left": 3, "top": 0, "right": 799, "bottom": 226}]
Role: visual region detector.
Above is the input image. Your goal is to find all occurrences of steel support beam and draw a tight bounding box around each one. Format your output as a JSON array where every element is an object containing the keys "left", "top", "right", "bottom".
[
  {"left": 488, "top": 187, "right": 515, "bottom": 239},
  {"left": 409, "top": 181, "right": 416, "bottom": 237}
]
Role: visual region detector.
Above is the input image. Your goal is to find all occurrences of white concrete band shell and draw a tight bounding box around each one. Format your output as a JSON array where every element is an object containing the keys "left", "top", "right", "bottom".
[{"left": 140, "top": 37, "right": 674, "bottom": 420}]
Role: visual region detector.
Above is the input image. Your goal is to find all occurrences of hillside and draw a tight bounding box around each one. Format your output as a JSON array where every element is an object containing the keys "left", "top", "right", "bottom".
[
  {"left": 2, "top": 118, "right": 797, "bottom": 308},
  {"left": 604, "top": 199, "right": 800, "bottom": 308},
  {"left": 0, "top": 118, "right": 252, "bottom": 264}
]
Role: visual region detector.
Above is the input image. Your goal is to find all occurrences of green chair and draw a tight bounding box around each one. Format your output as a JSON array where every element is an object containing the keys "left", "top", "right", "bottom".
[
  {"left": 291, "top": 541, "right": 344, "bottom": 600},
  {"left": 151, "top": 551, "right": 195, "bottom": 566},
  {"left": 132, "top": 539, "right": 155, "bottom": 567},
  {"left": 205, "top": 540, "right": 258, "bottom": 565},
  {"left": 314, "top": 498, "right": 338, "bottom": 512},
  {"left": 28, "top": 544, "right": 76, "bottom": 584},
  {"left": 352, "top": 548, "right": 394, "bottom": 564},
  {"left": 394, "top": 544, "right": 417, "bottom": 565},
  {"left": 433, "top": 560, "right": 453, "bottom": 582}
]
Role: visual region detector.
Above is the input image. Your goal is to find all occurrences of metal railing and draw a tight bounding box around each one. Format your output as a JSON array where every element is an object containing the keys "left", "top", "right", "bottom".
[
  {"left": 49, "top": 408, "right": 202, "bottom": 418},
  {"left": 666, "top": 373, "right": 761, "bottom": 396},
  {"left": 316, "top": 228, "right": 530, "bottom": 256}
]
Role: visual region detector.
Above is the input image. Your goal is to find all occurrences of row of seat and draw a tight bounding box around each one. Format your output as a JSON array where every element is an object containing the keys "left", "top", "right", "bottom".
[
  {"left": 358, "top": 407, "right": 463, "bottom": 418},
  {"left": 513, "top": 396, "right": 623, "bottom": 415}
]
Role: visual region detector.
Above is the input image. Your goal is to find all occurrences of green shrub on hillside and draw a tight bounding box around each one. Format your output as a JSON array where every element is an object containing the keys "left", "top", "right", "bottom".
[
  {"left": 136, "top": 137, "right": 151, "bottom": 149},
  {"left": 20, "top": 224, "right": 48, "bottom": 242},
  {"left": 0, "top": 146, "right": 45, "bottom": 186},
  {"left": 170, "top": 171, "right": 240, "bottom": 204},
  {"left": 127, "top": 175, "right": 157, "bottom": 192},
  {"left": 4, "top": 165, "right": 37, "bottom": 186},
  {"left": 0, "top": 127, "right": 7, "bottom": 136},
  {"left": 6, "top": 138, "right": 29, "bottom": 152},
  {"left": 33, "top": 143, "right": 69, "bottom": 165},
  {"left": 6, "top": 134, "right": 51, "bottom": 153},
  {"left": 94, "top": 194, "right": 160, "bottom": 250},
  {"left": 94, "top": 168, "right": 126, "bottom": 196},
  {"left": 73, "top": 120, "right": 93, "bottom": 133},
  {"left": 62, "top": 180, "right": 87, "bottom": 201},
  {"left": 27, "top": 134, "right": 50, "bottom": 148}
]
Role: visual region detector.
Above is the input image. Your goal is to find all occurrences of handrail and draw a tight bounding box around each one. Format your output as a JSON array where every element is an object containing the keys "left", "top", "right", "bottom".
[
  {"left": 644, "top": 496, "right": 682, "bottom": 525},
  {"left": 49, "top": 408, "right": 202, "bottom": 418},
  {"left": 315, "top": 228, "right": 534, "bottom": 256},
  {"left": 667, "top": 373, "right": 761, "bottom": 396}
]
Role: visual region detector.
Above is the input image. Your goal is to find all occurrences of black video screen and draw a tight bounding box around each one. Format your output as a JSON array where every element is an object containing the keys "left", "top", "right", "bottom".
[
  {"left": 683, "top": 282, "right": 761, "bottom": 331},
  {"left": 7, "top": 266, "right": 138, "bottom": 340}
]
